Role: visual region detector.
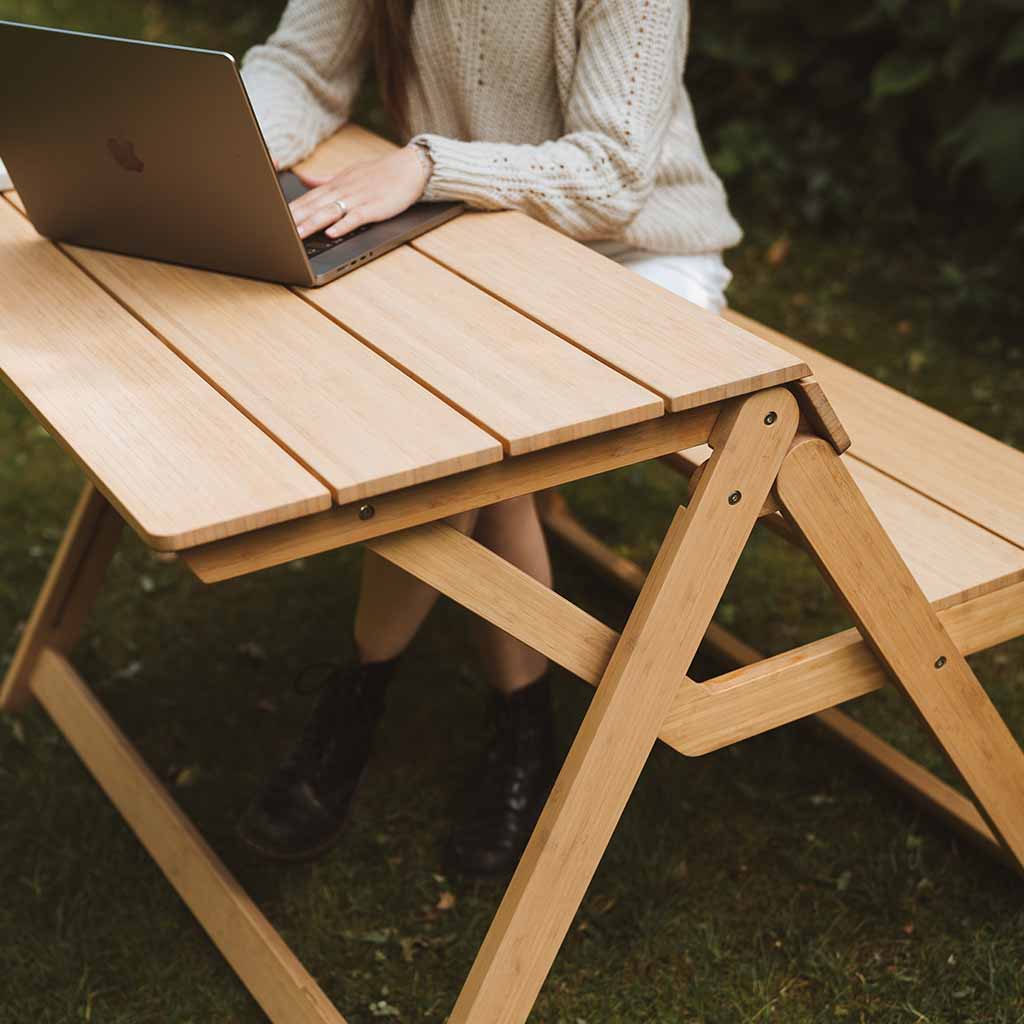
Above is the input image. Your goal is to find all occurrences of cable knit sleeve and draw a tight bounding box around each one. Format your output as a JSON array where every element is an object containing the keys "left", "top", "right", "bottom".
[
  {"left": 240, "top": 0, "right": 370, "bottom": 170},
  {"left": 411, "top": 0, "right": 687, "bottom": 238}
]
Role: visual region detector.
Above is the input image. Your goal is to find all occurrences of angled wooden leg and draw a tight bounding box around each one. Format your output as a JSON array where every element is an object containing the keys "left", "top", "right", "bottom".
[
  {"left": 775, "top": 438, "right": 1024, "bottom": 871},
  {"left": 30, "top": 650, "right": 347, "bottom": 1024},
  {"left": 2, "top": 482, "right": 122, "bottom": 713},
  {"left": 450, "top": 387, "right": 800, "bottom": 1024}
]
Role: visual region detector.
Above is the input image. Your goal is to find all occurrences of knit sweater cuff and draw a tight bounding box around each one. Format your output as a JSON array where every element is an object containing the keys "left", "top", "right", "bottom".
[{"left": 410, "top": 133, "right": 506, "bottom": 207}]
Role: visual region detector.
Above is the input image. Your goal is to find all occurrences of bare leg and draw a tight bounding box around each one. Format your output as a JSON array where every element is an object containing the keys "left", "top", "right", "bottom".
[
  {"left": 354, "top": 497, "right": 552, "bottom": 692},
  {"left": 472, "top": 496, "right": 551, "bottom": 693},
  {"left": 355, "top": 509, "right": 479, "bottom": 663}
]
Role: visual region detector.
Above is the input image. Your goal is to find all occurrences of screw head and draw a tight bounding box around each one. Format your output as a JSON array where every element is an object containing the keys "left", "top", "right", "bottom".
[
  {"left": 934, "top": 655, "right": 947, "bottom": 669},
  {"left": 728, "top": 490, "right": 742, "bottom": 506},
  {"left": 358, "top": 503, "right": 375, "bottom": 521},
  {"left": 764, "top": 411, "right": 778, "bottom": 426}
]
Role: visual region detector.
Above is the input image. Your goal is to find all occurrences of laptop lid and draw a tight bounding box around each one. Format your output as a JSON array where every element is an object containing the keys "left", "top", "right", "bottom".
[{"left": 0, "top": 21, "right": 313, "bottom": 286}]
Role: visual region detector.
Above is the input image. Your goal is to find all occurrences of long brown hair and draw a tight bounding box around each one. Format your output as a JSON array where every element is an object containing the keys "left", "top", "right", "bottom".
[{"left": 367, "top": 0, "right": 417, "bottom": 139}]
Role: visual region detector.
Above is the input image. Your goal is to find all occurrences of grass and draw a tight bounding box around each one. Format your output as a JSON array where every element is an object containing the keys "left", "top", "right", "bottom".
[{"left": 2, "top": 3, "right": 1024, "bottom": 1022}]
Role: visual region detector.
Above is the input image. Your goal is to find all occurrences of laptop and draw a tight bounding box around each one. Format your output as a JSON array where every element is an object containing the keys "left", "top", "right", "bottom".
[{"left": 0, "top": 21, "right": 464, "bottom": 287}]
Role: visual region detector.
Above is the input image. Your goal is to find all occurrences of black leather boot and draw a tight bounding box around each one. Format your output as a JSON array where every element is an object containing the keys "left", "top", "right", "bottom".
[
  {"left": 445, "top": 675, "right": 557, "bottom": 878},
  {"left": 238, "top": 658, "right": 398, "bottom": 861}
]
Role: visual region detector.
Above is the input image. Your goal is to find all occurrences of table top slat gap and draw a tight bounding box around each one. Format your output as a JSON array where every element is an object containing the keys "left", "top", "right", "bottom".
[
  {"left": 411, "top": 244, "right": 678, "bottom": 408},
  {"left": 300, "top": 246, "right": 665, "bottom": 455},
  {"left": 412, "top": 211, "right": 811, "bottom": 411},
  {"left": 60, "top": 243, "right": 504, "bottom": 505}
]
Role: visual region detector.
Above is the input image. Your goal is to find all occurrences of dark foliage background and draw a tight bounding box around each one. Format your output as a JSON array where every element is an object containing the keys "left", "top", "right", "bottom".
[{"left": 690, "top": 0, "right": 1024, "bottom": 227}]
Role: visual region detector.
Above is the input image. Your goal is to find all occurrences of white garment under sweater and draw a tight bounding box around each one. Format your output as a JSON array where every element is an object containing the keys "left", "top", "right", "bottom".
[{"left": 592, "top": 241, "right": 732, "bottom": 313}]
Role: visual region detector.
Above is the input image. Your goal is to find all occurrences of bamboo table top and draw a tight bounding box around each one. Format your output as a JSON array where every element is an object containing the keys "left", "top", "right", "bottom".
[{"left": 0, "top": 126, "right": 810, "bottom": 552}]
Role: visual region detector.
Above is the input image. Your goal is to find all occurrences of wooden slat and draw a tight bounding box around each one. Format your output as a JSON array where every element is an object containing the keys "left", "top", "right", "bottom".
[
  {"left": 0, "top": 202, "right": 329, "bottom": 549},
  {"left": 30, "top": 650, "right": 347, "bottom": 1024},
  {"left": 725, "top": 310, "right": 1024, "bottom": 550},
  {"left": 304, "top": 245, "right": 664, "bottom": 455},
  {"left": 413, "top": 211, "right": 810, "bottom": 412},
  {"left": 846, "top": 459, "right": 1024, "bottom": 605},
  {"left": 669, "top": 579, "right": 1024, "bottom": 757},
  {"left": 182, "top": 405, "right": 720, "bottom": 583},
  {"left": 61, "top": 244, "right": 502, "bottom": 504},
  {"left": 294, "top": 123, "right": 397, "bottom": 175},
  {"left": 367, "top": 523, "right": 619, "bottom": 683},
  {"left": 775, "top": 438, "right": 1024, "bottom": 868}
]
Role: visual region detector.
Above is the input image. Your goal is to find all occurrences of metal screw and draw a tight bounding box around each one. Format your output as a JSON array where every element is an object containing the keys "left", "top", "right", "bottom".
[
  {"left": 728, "top": 491, "right": 742, "bottom": 506},
  {"left": 934, "top": 655, "right": 947, "bottom": 669},
  {"left": 358, "top": 503, "right": 376, "bottom": 521},
  {"left": 764, "top": 411, "right": 778, "bottom": 426}
]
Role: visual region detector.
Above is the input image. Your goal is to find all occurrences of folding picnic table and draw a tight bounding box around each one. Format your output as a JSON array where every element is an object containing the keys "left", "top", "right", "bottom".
[{"left": 3, "top": 126, "right": 1023, "bottom": 1024}]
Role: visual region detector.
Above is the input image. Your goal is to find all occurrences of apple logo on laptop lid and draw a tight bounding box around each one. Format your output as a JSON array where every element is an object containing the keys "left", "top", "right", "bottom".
[{"left": 107, "top": 137, "right": 144, "bottom": 173}]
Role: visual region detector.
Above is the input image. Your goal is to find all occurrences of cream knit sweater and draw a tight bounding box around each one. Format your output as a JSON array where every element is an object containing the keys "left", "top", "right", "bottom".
[{"left": 241, "top": 0, "right": 742, "bottom": 254}]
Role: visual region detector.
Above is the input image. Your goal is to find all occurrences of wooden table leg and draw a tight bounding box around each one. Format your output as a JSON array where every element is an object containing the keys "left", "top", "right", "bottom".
[
  {"left": 775, "top": 437, "right": 1024, "bottom": 871},
  {"left": 1, "top": 482, "right": 122, "bottom": 713},
  {"left": 449, "top": 387, "right": 800, "bottom": 1024},
  {"left": 5, "top": 482, "right": 351, "bottom": 1021},
  {"left": 29, "top": 649, "right": 348, "bottom": 1024}
]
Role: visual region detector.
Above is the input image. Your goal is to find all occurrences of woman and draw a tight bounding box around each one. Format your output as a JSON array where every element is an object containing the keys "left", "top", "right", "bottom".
[{"left": 238, "top": 0, "right": 741, "bottom": 876}]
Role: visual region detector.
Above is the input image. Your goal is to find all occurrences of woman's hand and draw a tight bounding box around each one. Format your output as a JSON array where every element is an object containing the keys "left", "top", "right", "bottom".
[{"left": 288, "top": 145, "right": 431, "bottom": 240}]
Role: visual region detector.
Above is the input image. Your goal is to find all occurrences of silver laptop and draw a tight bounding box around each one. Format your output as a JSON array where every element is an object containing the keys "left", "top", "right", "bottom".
[{"left": 0, "top": 21, "right": 463, "bottom": 287}]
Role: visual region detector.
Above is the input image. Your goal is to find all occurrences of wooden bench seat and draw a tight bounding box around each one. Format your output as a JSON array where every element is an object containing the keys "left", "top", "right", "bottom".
[
  {"left": 672, "top": 441, "right": 1024, "bottom": 610},
  {"left": 540, "top": 307, "right": 1024, "bottom": 865},
  {"left": 720, "top": 310, "right": 1024, "bottom": 607},
  {"left": 654, "top": 311, "right": 1024, "bottom": 613},
  {"left": 724, "top": 310, "right": 1024, "bottom": 550}
]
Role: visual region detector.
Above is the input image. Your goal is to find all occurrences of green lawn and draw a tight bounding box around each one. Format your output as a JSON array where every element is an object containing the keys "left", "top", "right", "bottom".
[{"left": 2, "top": 4, "right": 1024, "bottom": 1023}]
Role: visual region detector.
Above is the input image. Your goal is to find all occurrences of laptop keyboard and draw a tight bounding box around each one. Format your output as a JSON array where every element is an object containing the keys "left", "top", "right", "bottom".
[{"left": 303, "top": 222, "right": 373, "bottom": 258}]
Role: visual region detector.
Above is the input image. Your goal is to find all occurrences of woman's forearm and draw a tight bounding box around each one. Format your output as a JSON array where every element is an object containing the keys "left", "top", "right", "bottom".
[
  {"left": 411, "top": 131, "right": 662, "bottom": 237},
  {"left": 241, "top": 0, "right": 370, "bottom": 169},
  {"left": 412, "top": 0, "right": 688, "bottom": 238}
]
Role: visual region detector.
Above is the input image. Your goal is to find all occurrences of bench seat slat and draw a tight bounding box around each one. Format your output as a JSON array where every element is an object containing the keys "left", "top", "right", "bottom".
[
  {"left": 677, "top": 443, "right": 1024, "bottom": 606},
  {"left": 0, "top": 199, "right": 329, "bottom": 549},
  {"left": 846, "top": 459, "right": 1024, "bottom": 605},
  {"left": 725, "top": 311, "right": 1024, "bottom": 551}
]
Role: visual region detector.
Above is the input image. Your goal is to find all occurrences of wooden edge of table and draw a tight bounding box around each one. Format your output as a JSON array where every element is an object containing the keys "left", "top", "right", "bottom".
[
  {"left": 181, "top": 404, "right": 720, "bottom": 580},
  {"left": 0, "top": 359, "right": 333, "bottom": 552},
  {"left": 788, "top": 377, "right": 852, "bottom": 454}
]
